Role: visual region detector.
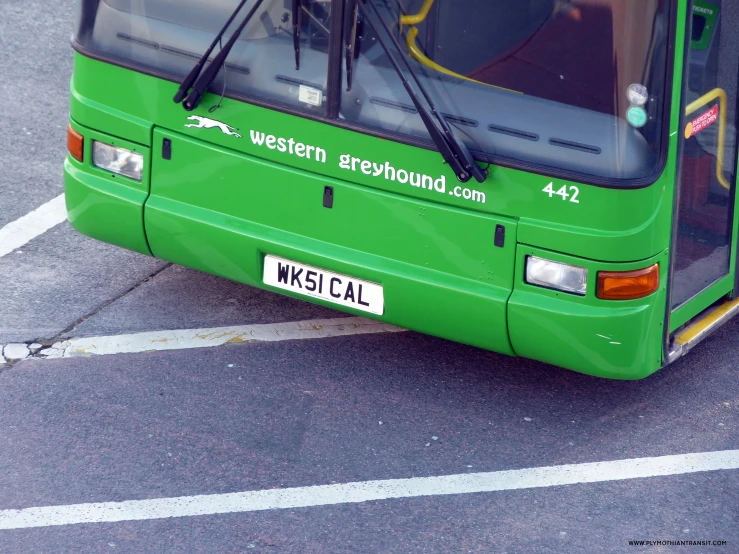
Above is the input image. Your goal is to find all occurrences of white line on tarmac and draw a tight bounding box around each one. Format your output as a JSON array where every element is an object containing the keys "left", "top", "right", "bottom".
[
  {"left": 0, "top": 194, "right": 67, "bottom": 258},
  {"left": 1, "top": 449, "right": 737, "bottom": 530},
  {"left": 14, "top": 317, "right": 404, "bottom": 360}
]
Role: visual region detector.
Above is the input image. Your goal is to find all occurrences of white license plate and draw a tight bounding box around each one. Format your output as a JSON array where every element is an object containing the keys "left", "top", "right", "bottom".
[{"left": 263, "top": 255, "right": 384, "bottom": 315}]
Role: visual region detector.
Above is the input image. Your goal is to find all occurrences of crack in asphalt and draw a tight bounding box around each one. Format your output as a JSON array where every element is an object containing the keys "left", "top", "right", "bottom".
[{"left": 0, "top": 263, "right": 172, "bottom": 371}]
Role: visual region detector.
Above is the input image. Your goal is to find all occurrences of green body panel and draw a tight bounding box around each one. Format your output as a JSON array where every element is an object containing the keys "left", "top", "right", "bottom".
[
  {"left": 65, "top": 120, "right": 152, "bottom": 256},
  {"left": 670, "top": 274, "right": 733, "bottom": 332},
  {"left": 65, "top": 2, "right": 697, "bottom": 379},
  {"left": 509, "top": 247, "right": 669, "bottom": 380},
  {"left": 70, "top": 54, "right": 676, "bottom": 263},
  {"left": 70, "top": 79, "right": 152, "bottom": 146},
  {"left": 145, "top": 129, "right": 517, "bottom": 353}
]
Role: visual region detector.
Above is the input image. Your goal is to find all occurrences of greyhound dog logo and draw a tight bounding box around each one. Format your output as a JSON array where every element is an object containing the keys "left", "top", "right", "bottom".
[{"left": 185, "top": 115, "right": 242, "bottom": 138}]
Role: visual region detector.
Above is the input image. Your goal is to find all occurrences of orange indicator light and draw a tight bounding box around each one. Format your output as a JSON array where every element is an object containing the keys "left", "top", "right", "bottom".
[
  {"left": 67, "top": 124, "right": 84, "bottom": 162},
  {"left": 597, "top": 264, "right": 660, "bottom": 300}
]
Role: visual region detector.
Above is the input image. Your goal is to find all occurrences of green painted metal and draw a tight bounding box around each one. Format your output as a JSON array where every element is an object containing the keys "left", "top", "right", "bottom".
[
  {"left": 670, "top": 274, "right": 734, "bottom": 332},
  {"left": 65, "top": 119, "right": 152, "bottom": 256},
  {"left": 509, "top": 246, "right": 669, "bottom": 380},
  {"left": 70, "top": 53, "right": 675, "bottom": 264},
  {"left": 64, "top": 0, "right": 737, "bottom": 379},
  {"left": 145, "top": 128, "right": 517, "bottom": 354}
]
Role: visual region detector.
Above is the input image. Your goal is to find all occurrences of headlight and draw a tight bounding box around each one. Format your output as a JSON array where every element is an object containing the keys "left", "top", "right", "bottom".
[
  {"left": 92, "top": 141, "right": 144, "bottom": 181},
  {"left": 526, "top": 256, "right": 588, "bottom": 296}
]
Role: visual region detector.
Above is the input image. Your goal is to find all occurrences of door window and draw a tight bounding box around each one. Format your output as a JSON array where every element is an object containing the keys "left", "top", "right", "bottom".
[{"left": 672, "top": 0, "right": 738, "bottom": 308}]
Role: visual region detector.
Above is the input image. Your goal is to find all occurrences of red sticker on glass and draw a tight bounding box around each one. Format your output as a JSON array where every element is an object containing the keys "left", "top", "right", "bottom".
[{"left": 685, "top": 105, "right": 719, "bottom": 138}]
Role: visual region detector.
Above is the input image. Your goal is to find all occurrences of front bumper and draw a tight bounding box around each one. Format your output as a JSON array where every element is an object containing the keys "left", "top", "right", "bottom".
[{"left": 64, "top": 120, "right": 668, "bottom": 379}]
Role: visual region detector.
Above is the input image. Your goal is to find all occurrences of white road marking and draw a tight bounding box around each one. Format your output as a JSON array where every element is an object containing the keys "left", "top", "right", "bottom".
[
  {"left": 0, "top": 194, "right": 67, "bottom": 258},
  {"left": 1, "top": 449, "right": 737, "bottom": 529},
  {"left": 2, "top": 344, "right": 29, "bottom": 361},
  {"left": 32, "top": 317, "right": 404, "bottom": 359}
]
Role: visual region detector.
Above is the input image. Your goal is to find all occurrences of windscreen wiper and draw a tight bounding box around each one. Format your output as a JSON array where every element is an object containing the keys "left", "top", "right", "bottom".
[
  {"left": 178, "top": 0, "right": 266, "bottom": 111},
  {"left": 344, "top": 0, "right": 359, "bottom": 91},
  {"left": 173, "top": 0, "right": 250, "bottom": 105},
  {"left": 356, "top": 0, "right": 487, "bottom": 184},
  {"left": 292, "top": 0, "right": 302, "bottom": 69}
]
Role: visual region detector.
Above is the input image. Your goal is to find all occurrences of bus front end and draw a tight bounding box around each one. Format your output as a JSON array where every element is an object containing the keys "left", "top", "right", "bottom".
[{"left": 66, "top": 0, "right": 679, "bottom": 379}]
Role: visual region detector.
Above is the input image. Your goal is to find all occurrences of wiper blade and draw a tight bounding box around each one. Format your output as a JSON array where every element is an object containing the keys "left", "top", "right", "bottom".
[
  {"left": 173, "top": 0, "right": 250, "bottom": 105},
  {"left": 357, "top": 0, "right": 487, "bottom": 184},
  {"left": 292, "top": 0, "right": 302, "bottom": 70},
  {"left": 344, "top": 0, "right": 359, "bottom": 91},
  {"left": 181, "top": 0, "right": 266, "bottom": 111}
]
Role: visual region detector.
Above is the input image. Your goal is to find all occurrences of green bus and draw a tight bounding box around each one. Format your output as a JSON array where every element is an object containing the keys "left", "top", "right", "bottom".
[{"left": 65, "top": 0, "right": 739, "bottom": 379}]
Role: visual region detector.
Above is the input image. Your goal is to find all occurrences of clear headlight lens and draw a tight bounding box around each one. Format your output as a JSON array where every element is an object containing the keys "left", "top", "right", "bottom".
[
  {"left": 92, "top": 141, "right": 144, "bottom": 181},
  {"left": 525, "top": 256, "right": 588, "bottom": 296}
]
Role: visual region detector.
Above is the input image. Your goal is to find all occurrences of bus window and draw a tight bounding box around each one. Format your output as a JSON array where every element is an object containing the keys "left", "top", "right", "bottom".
[
  {"left": 340, "top": 0, "right": 670, "bottom": 182},
  {"left": 75, "top": 0, "right": 333, "bottom": 115},
  {"left": 671, "top": 0, "right": 738, "bottom": 308}
]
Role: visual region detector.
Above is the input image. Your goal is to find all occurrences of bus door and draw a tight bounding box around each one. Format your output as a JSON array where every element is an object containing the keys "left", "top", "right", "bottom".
[{"left": 670, "top": 0, "right": 739, "bottom": 330}]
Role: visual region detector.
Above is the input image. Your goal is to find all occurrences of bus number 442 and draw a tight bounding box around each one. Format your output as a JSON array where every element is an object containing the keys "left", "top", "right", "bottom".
[{"left": 543, "top": 182, "right": 579, "bottom": 203}]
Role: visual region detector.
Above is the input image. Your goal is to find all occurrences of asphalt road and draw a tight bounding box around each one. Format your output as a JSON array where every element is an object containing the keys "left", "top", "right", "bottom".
[{"left": 0, "top": 1, "right": 738, "bottom": 553}]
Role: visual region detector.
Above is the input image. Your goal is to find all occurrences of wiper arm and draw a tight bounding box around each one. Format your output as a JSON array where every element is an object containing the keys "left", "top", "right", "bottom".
[
  {"left": 357, "top": 0, "right": 487, "bottom": 184},
  {"left": 173, "top": 0, "right": 250, "bottom": 105},
  {"left": 344, "top": 0, "right": 359, "bottom": 91},
  {"left": 292, "top": 0, "right": 302, "bottom": 70},
  {"left": 181, "top": 0, "right": 266, "bottom": 111}
]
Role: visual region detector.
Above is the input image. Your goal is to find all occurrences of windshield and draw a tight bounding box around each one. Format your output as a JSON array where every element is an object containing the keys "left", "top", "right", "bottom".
[
  {"left": 76, "top": 0, "right": 335, "bottom": 115},
  {"left": 75, "top": 0, "right": 671, "bottom": 183}
]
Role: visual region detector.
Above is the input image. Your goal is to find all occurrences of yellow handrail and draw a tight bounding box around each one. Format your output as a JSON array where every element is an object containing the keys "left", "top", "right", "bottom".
[
  {"left": 399, "top": 0, "right": 435, "bottom": 26},
  {"left": 685, "top": 88, "right": 730, "bottom": 191},
  {"left": 404, "top": 28, "right": 484, "bottom": 85},
  {"left": 404, "top": 27, "right": 520, "bottom": 93}
]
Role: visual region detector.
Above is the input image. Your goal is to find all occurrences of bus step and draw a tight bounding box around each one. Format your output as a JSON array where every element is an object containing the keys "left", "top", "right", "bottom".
[{"left": 667, "top": 296, "right": 739, "bottom": 363}]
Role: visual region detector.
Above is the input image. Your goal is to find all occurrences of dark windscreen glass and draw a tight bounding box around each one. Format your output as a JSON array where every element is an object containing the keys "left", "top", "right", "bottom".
[
  {"left": 74, "top": 0, "right": 671, "bottom": 183},
  {"left": 340, "top": 0, "right": 671, "bottom": 181},
  {"left": 75, "top": 0, "right": 333, "bottom": 115}
]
